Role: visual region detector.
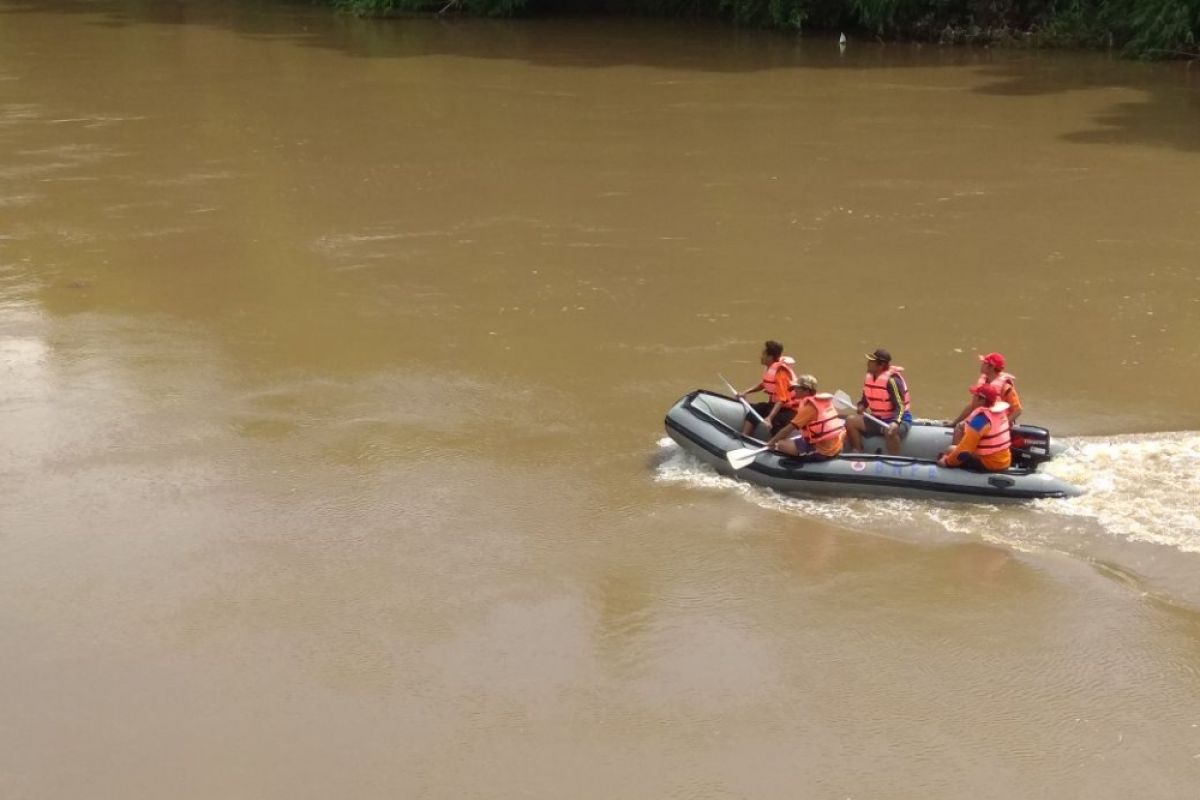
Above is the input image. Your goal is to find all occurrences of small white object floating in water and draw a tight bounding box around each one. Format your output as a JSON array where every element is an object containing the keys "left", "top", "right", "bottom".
[{"left": 839, "top": 33, "right": 847, "bottom": 45}]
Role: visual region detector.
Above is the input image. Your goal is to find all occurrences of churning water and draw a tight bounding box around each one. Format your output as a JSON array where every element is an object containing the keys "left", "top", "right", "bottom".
[{"left": 655, "top": 432, "right": 1200, "bottom": 599}]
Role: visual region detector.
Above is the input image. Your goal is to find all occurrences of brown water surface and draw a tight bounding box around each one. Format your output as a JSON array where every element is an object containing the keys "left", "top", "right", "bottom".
[{"left": 2, "top": 3, "right": 1200, "bottom": 798}]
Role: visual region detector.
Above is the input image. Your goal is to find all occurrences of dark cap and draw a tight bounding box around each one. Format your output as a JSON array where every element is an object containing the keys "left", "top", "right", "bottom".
[{"left": 864, "top": 348, "right": 892, "bottom": 364}]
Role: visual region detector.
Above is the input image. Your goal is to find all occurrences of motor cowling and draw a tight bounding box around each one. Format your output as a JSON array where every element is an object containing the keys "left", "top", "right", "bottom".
[{"left": 1010, "top": 424, "right": 1052, "bottom": 469}]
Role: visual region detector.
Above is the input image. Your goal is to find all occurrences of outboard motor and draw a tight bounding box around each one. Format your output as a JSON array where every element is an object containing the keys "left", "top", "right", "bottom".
[{"left": 1010, "top": 425, "right": 1052, "bottom": 469}]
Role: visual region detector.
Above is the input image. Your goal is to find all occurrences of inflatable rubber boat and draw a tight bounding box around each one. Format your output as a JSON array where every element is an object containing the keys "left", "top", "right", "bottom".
[{"left": 664, "top": 390, "right": 1083, "bottom": 501}]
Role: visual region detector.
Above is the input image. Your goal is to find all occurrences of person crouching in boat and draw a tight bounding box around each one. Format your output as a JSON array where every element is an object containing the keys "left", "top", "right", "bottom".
[
  {"left": 950, "top": 351, "right": 1022, "bottom": 444},
  {"left": 938, "top": 383, "right": 1012, "bottom": 472},
  {"left": 844, "top": 347, "right": 912, "bottom": 456},
  {"left": 736, "top": 340, "right": 797, "bottom": 436},
  {"left": 766, "top": 374, "right": 846, "bottom": 461}
]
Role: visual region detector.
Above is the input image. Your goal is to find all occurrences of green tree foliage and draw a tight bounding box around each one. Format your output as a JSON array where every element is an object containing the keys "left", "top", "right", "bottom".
[
  {"left": 1112, "top": 0, "right": 1199, "bottom": 55},
  {"left": 326, "top": 0, "right": 1199, "bottom": 58}
]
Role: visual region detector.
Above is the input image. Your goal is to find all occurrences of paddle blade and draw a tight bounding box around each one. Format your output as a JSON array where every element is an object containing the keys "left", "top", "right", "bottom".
[
  {"left": 726, "top": 447, "right": 766, "bottom": 470},
  {"left": 832, "top": 390, "right": 857, "bottom": 415}
]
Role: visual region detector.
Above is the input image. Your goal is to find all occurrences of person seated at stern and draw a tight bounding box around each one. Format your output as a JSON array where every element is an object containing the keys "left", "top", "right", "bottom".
[
  {"left": 844, "top": 347, "right": 912, "bottom": 456},
  {"left": 766, "top": 374, "right": 846, "bottom": 461},
  {"left": 736, "top": 340, "right": 797, "bottom": 436},
  {"left": 938, "top": 383, "right": 1012, "bottom": 472},
  {"left": 951, "top": 351, "right": 1022, "bottom": 443}
]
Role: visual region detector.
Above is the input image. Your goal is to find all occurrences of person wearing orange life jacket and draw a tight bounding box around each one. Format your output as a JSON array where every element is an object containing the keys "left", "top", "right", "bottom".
[
  {"left": 844, "top": 347, "right": 912, "bottom": 456},
  {"left": 736, "top": 340, "right": 798, "bottom": 436},
  {"left": 766, "top": 374, "right": 846, "bottom": 460},
  {"left": 951, "top": 352, "right": 1023, "bottom": 443},
  {"left": 938, "top": 383, "right": 1012, "bottom": 472}
]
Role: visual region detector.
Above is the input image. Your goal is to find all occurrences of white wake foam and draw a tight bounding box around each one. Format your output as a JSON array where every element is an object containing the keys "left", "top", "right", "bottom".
[
  {"left": 654, "top": 437, "right": 963, "bottom": 543},
  {"left": 1037, "top": 433, "right": 1200, "bottom": 553},
  {"left": 654, "top": 433, "right": 1200, "bottom": 554}
]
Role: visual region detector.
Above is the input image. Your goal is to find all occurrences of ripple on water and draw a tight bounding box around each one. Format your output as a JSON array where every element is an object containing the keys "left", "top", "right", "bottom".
[{"left": 0, "top": 193, "right": 41, "bottom": 208}]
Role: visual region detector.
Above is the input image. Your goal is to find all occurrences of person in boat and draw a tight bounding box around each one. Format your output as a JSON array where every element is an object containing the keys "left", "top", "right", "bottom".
[
  {"left": 938, "top": 383, "right": 1012, "bottom": 472},
  {"left": 844, "top": 347, "right": 912, "bottom": 456},
  {"left": 736, "top": 340, "right": 797, "bottom": 436},
  {"left": 951, "top": 352, "right": 1022, "bottom": 443},
  {"left": 766, "top": 374, "right": 846, "bottom": 460}
]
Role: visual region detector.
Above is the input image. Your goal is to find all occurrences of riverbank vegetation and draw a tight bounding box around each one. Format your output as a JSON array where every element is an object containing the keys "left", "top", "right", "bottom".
[{"left": 325, "top": 0, "right": 1199, "bottom": 59}]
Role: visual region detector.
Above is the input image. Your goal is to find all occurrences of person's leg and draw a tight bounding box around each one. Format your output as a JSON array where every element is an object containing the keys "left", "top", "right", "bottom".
[
  {"left": 857, "top": 416, "right": 887, "bottom": 452},
  {"left": 777, "top": 437, "right": 828, "bottom": 461},
  {"left": 957, "top": 453, "right": 983, "bottom": 471},
  {"left": 742, "top": 402, "right": 772, "bottom": 436},
  {"left": 950, "top": 403, "right": 971, "bottom": 443},
  {"left": 883, "top": 420, "right": 909, "bottom": 456},
  {"left": 771, "top": 407, "right": 796, "bottom": 435},
  {"left": 844, "top": 415, "right": 866, "bottom": 452},
  {"left": 774, "top": 437, "right": 804, "bottom": 456}
]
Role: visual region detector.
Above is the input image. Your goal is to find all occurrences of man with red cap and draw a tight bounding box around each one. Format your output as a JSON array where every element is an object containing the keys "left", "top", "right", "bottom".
[
  {"left": 951, "top": 352, "right": 1022, "bottom": 443},
  {"left": 939, "top": 383, "right": 1012, "bottom": 472}
]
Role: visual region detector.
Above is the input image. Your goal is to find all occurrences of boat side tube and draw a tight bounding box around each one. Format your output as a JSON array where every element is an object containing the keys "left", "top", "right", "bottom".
[{"left": 663, "top": 390, "right": 1083, "bottom": 501}]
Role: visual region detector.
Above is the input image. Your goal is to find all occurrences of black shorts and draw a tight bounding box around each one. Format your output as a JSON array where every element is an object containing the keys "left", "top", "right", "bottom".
[
  {"left": 747, "top": 402, "right": 796, "bottom": 434},
  {"left": 864, "top": 416, "right": 911, "bottom": 438}
]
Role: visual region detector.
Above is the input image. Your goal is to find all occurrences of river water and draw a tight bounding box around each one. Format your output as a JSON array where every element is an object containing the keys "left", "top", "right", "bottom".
[{"left": 2, "top": 2, "right": 1199, "bottom": 797}]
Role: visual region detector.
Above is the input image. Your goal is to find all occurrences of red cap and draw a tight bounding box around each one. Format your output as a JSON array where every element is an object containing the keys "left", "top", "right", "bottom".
[
  {"left": 969, "top": 383, "right": 1000, "bottom": 404},
  {"left": 979, "top": 352, "right": 1006, "bottom": 370}
]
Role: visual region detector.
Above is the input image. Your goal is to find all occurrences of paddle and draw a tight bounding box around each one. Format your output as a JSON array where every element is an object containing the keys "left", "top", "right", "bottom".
[
  {"left": 726, "top": 443, "right": 772, "bottom": 470},
  {"left": 726, "top": 446, "right": 767, "bottom": 470},
  {"left": 718, "top": 373, "right": 766, "bottom": 424},
  {"left": 832, "top": 390, "right": 889, "bottom": 428},
  {"left": 717, "top": 372, "right": 771, "bottom": 465}
]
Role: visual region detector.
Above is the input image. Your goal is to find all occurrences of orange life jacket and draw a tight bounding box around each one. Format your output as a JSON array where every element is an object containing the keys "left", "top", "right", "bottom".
[
  {"left": 976, "top": 372, "right": 1017, "bottom": 419},
  {"left": 972, "top": 405, "right": 1012, "bottom": 456},
  {"left": 763, "top": 358, "right": 797, "bottom": 403},
  {"left": 798, "top": 394, "right": 846, "bottom": 444},
  {"left": 977, "top": 371, "right": 1016, "bottom": 396},
  {"left": 863, "top": 365, "right": 910, "bottom": 421}
]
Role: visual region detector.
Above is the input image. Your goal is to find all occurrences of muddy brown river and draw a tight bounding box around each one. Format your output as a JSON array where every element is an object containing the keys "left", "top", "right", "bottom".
[{"left": 2, "top": 2, "right": 1200, "bottom": 797}]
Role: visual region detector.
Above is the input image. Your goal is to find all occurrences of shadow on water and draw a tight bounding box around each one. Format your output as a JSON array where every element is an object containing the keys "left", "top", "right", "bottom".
[
  {"left": 973, "top": 52, "right": 1200, "bottom": 151},
  {"left": 5, "top": 0, "right": 1199, "bottom": 152}
]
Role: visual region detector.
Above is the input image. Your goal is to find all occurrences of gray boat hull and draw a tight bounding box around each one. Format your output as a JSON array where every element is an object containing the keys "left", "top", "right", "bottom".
[{"left": 664, "top": 390, "right": 1083, "bottom": 501}]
